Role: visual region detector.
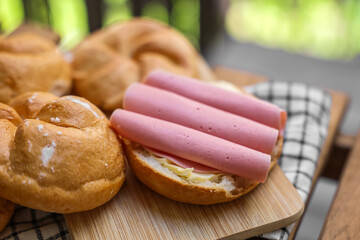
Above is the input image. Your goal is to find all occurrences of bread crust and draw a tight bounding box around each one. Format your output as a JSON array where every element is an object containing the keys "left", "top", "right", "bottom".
[
  {"left": 72, "top": 18, "right": 215, "bottom": 111},
  {"left": 0, "top": 33, "right": 72, "bottom": 103},
  {"left": 125, "top": 136, "right": 283, "bottom": 205},
  {"left": 0, "top": 93, "right": 126, "bottom": 213},
  {"left": 8, "top": 92, "right": 58, "bottom": 119},
  {"left": 0, "top": 103, "right": 22, "bottom": 126}
]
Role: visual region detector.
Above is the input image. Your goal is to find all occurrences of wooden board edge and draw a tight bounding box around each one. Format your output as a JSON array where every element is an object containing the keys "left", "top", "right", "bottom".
[
  {"left": 222, "top": 165, "right": 305, "bottom": 239},
  {"left": 224, "top": 204, "right": 304, "bottom": 240}
]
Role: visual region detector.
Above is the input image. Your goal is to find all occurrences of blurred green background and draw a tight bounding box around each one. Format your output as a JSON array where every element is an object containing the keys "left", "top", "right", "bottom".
[
  {"left": 0, "top": 0, "right": 359, "bottom": 60},
  {"left": 0, "top": 0, "right": 201, "bottom": 50}
]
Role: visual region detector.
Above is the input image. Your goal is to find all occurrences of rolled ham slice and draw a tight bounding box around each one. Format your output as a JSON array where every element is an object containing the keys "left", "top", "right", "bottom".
[
  {"left": 124, "top": 83, "right": 278, "bottom": 154},
  {"left": 110, "top": 109, "right": 271, "bottom": 182},
  {"left": 145, "top": 70, "right": 287, "bottom": 135}
]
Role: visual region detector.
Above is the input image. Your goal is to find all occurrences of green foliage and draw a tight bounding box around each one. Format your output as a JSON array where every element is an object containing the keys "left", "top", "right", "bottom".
[
  {"left": 171, "top": 0, "right": 200, "bottom": 48},
  {"left": 0, "top": 0, "right": 24, "bottom": 32},
  {"left": 23, "top": 0, "right": 51, "bottom": 25},
  {"left": 0, "top": 0, "right": 201, "bottom": 50},
  {"left": 48, "top": 0, "right": 88, "bottom": 49},
  {"left": 226, "top": 0, "right": 360, "bottom": 60},
  {"left": 142, "top": 1, "right": 169, "bottom": 23},
  {"left": 103, "top": 0, "right": 132, "bottom": 26}
]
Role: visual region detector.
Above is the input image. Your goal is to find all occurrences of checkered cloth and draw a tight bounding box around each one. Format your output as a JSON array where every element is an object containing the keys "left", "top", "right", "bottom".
[
  {"left": 0, "top": 81, "right": 331, "bottom": 240},
  {"left": 245, "top": 82, "right": 332, "bottom": 240},
  {"left": 0, "top": 207, "right": 69, "bottom": 240}
]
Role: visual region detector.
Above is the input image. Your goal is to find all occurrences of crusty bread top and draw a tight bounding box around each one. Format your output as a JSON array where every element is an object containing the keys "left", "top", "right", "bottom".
[
  {"left": 0, "top": 92, "right": 125, "bottom": 213},
  {"left": 0, "top": 102, "right": 22, "bottom": 126},
  {"left": 72, "top": 18, "right": 216, "bottom": 111},
  {"left": 0, "top": 33, "right": 72, "bottom": 103},
  {"left": 8, "top": 92, "right": 58, "bottom": 119}
]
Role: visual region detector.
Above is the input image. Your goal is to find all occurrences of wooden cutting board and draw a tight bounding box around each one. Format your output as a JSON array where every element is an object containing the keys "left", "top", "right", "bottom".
[
  {"left": 65, "top": 165, "right": 303, "bottom": 240},
  {"left": 65, "top": 69, "right": 304, "bottom": 239}
]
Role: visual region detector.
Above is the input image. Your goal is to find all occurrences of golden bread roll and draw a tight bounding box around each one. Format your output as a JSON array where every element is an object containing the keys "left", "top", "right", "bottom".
[
  {"left": 124, "top": 136, "right": 283, "bottom": 205},
  {"left": 72, "top": 18, "right": 216, "bottom": 111},
  {"left": 0, "top": 92, "right": 125, "bottom": 213},
  {"left": 0, "top": 33, "right": 72, "bottom": 104}
]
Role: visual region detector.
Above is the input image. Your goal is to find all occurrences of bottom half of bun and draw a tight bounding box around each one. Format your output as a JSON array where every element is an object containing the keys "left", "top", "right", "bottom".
[{"left": 124, "top": 137, "right": 283, "bottom": 205}]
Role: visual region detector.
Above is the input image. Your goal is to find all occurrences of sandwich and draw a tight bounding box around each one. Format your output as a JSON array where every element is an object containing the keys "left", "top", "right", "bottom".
[{"left": 110, "top": 71, "right": 286, "bottom": 204}]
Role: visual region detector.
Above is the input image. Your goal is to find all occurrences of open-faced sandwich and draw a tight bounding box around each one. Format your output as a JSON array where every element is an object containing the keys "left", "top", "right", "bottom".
[{"left": 110, "top": 70, "right": 286, "bottom": 204}]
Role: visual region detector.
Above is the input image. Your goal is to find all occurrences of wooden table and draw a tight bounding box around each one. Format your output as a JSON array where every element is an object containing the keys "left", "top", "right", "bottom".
[
  {"left": 319, "top": 130, "right": 360, "bottom": 239},
  {"left": 213, "top": 66, "right": 349, "bottom": 239}
]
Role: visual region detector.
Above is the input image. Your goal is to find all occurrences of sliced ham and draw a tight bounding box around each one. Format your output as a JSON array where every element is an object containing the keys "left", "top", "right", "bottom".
[
  {"left": 145, "top": 70, "right": 287, "bottom": 135},
  {"left": 110, "top": 109, "right": 271, "bottom": 182},
  {"left": 123, "top": 83, "right": 278, "bottom": 154}
]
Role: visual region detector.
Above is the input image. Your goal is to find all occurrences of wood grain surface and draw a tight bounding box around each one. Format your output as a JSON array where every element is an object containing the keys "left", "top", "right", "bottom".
[
  {"left": 319, "top": 130, "right": 360, "bottom": 239},
  {"left": 65, "top": 67, "right": 305, "bottom": 240},
  {"left": 66, "top": 164, "right": 303, "bottom": 240}
]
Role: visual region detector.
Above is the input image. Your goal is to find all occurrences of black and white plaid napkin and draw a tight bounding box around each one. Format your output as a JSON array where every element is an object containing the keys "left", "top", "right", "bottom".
[
  {"left": 246, "top": 81, "right": 332, "bottom": 240},
  {"left": 0, "top": 81, "right": 331, "bottom": 240},
  {"left": 0, "top": 207, "right": 69, "bottom": 240}
]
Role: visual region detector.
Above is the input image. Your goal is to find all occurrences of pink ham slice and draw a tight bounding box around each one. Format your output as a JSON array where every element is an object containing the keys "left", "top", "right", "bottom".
[
  {"left": 144, "top": 147, "right": 222, "bottom": 173},
  {"left": 124, "top": 83, "right": 278, "bottom": 154},
  {"left": 145, "top": 70, "right": 287, "bottom": 135},
  {"left": 110, "top": 109, "right": 271, "bottom": 182}
]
